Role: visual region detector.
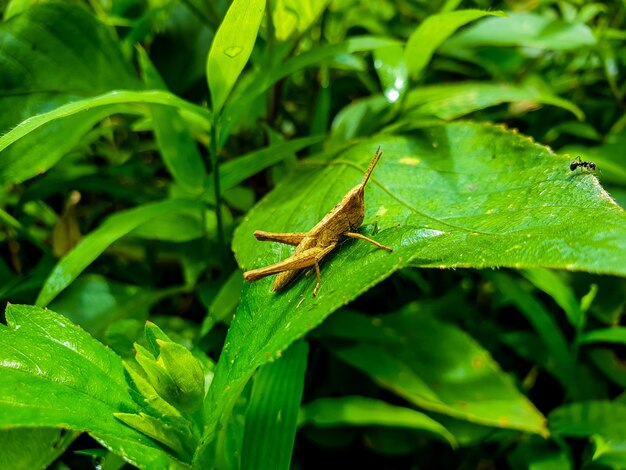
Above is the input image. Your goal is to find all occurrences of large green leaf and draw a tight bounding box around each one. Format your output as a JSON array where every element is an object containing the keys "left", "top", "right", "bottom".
[
  {"left": 0, "top": 3, "right": 140, "bottom": 185},
  {"left": 318, "top": 310, "right": 546, "bottom": 435},
  {"left": 0, "top": 304, "right": 181, "bottom": 468},
  {"left": 236, "top": 122, "right": 625, "bottom": 279},
  {"left": 207, "top": 0, "right": 266, "bottom": 113},
  {"left": 196, "top": 120, "right": 626, "bottom": 459}
]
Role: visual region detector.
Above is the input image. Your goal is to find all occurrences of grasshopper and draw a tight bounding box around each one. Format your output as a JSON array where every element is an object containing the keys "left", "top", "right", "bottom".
[{"left": 243, "top": 147, "right": 392, "bottom": 296}]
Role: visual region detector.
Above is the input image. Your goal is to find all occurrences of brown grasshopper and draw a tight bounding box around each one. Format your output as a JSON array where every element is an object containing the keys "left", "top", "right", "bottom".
[{"left": 243, "top": 147, "right": 392, "bottom": 296}]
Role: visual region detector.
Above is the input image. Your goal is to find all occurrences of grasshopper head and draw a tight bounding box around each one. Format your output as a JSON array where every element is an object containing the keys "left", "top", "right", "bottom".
[{"left": 347, "top": 146, "right": 382, "bottom": 229}]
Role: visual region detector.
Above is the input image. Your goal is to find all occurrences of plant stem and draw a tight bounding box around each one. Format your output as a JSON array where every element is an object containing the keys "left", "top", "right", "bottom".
[{"left": 210, "top": 118, "right": 224, "bottom": 248}]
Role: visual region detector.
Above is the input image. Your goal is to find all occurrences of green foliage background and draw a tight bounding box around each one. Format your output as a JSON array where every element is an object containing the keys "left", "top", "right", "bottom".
[{"left": 1, "top": 0, "right": 625, "bottom": 468}]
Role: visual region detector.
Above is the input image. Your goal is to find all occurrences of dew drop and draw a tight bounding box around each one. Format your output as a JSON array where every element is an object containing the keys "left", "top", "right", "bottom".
[{"left": 224, "top": 46, "right": 243, "bottom": 58}]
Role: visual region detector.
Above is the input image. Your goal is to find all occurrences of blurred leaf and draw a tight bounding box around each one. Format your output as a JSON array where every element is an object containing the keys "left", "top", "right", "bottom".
[
  {"left": 3, "top": 0, "right": 34, "bottom": 20},
  {"left": 373, "top": 45, "right": 408, "bottom": 103},
  {"left": 442, "top": 12, "right": 596, "bottom": 52},
  {"left": 550, "top": 400, "right": 626, "bottom": 440},
  {"left": 500, "top": 331, "right": 550, "bottom": 376},
  {"left": 363, "top": 427, "right": 420, "bottom": 456},
  {"left": 508, "top": 438, "right": 572, "bottom": 470},
  {"left": 130, "top": 210, "right": 205, "bottom": 242},
  {"left": 241, "top": 341, "right": 308, "bottom": 470},
  {"left": 580, "top": 283, "right": 598, "bottom": 314},
  {"left": 579, "top": 327, "right": 626, "bottom": 345},
  {"left": 405, "top": 9, "right": 505, "bottom": 80},
  {"left": 199, "top": 269, "right": 243, "bottom": 338},
  {"left": 222, "top": 35, "right": 401, "bottom": 143},
  {"left": 146, "top": 3, "right": 214, "bottom": 94},
  {"left": 544, "top": 121, "right": 602, "bottom": 143},
  {"left": 36, "top": 199, "right": 204, "bottom": 307},
  {"left": 330, "top": 95, "right": 390, "bottom": 141},
  {"left": 0, "top": 428, "right": 78, "bottom": 470},
  {"left": 205, "top": 135, "right": 325, "bottom": 200},
  {"left": 587, "top": 348, "right": 626, "bottom": 388},
  {"left": 332, "top": 81, "right": 584, "bottom": 141},
  {"left": 521, "top": 269, "right": 583, "bottom": 329},
  {"left": 0, "top": 3, "right": 140, "bottom": 185},
  {"left": 320, "top": 310, "right": 547, "bottom": 435},
  {"left": 272, "top": 0, "right": 330, "bottom": 41},
  {"left": 139, "top": 48, "right": 206, "bottom": 193},
  {"left": 489, "top": 272, "right": 574, "bottom": 391},
  {"left": 591, "top": 436, "right": 626, "bottom": 469},
  {"left": 401, "top": 81, "right": 584, "bottom": 121},
  {"left": 207, "top": 0, "right": 265, "bottom": 113},
  {"left": 299, "top": 396, "right": 456, "bottom": 447},
  {"left": 0, "top": 304, "right": 179, "bottom": 468},
  {"left": 48, "top": 274, "right": 178, "bottom": 341},
  {"left": 51, "top": 192, "right": 83, "bottom": 257},
  {"left": 0, "top": 90, "right": 211, "bottom": 186},
  {"left": 440, "top": 0, "right": 463, "bottom": 13},
  {"left": 578, "top": 3, "right": 608, "bottom": 23}
]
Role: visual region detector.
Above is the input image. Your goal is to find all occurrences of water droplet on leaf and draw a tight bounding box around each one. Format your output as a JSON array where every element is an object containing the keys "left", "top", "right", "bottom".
[{"left": 224, "top": 46, "right": 243, "bottom": 58}]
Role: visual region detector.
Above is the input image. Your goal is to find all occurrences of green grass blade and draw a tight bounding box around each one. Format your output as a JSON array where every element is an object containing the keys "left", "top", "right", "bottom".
[{"left": 241, "top": 341, "right": 308, "bottom": 470}]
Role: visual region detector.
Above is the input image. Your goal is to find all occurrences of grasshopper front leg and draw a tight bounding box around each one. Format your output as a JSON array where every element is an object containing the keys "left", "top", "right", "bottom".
[{"left": 243, "top": 243, "right": 337, "bottom": 296}]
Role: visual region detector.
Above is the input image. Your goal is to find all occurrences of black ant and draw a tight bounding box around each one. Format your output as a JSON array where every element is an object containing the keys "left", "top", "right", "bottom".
[{"left": 570, "top": 156, "right": 596, "bottom": 172}]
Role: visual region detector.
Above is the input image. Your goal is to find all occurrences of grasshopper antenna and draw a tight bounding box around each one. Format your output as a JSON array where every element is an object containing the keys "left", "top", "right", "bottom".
[{"left": 360, "top": 146, "right": 382, "bottom": 188}]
